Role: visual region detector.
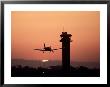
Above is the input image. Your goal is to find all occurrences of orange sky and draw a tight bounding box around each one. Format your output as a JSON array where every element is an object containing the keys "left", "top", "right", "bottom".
[{"left": 11, "top": 11, "right": 100, "bottom": 62}]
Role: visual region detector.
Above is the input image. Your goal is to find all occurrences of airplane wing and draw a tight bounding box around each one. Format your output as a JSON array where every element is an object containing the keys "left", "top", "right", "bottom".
[
  {"left": 34, "top": 49, "right": 45, "bottom": 51},
  {"left": 34, "top": 49, "right": 41, "bottom": 50},
  {"left": 52, "top": 49, "right": 58, "bottom": 50}
]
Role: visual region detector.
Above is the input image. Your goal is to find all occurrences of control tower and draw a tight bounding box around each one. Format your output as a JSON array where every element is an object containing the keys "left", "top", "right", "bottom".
[{"left": 60, "top": 32, "right": 72, "bottom": 72}]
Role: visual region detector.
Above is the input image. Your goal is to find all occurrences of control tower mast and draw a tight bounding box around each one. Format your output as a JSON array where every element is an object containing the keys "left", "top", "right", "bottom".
[{"left": 60, "top": 32, "right": 72, "bottom": 72}]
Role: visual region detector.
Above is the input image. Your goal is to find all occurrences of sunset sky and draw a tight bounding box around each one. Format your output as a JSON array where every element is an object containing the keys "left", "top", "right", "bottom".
[{"left": 11, "top": 11, "right": 100, "bottom": 63}]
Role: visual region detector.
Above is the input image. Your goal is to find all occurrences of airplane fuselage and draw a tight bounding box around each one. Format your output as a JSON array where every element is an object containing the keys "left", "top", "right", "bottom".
[{"left": 44, "top": 47, "right": 52, "bottom": 51}]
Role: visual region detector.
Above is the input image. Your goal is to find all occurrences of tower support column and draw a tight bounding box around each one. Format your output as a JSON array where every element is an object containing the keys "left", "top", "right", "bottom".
[{"left": 60, "top": 32, "right": 72, "bottom": 73}]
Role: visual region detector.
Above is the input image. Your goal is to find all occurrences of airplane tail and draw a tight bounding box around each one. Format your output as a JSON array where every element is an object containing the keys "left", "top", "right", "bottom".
[{"left": 44, "top": 43, "right": 45, "bottom": 48}]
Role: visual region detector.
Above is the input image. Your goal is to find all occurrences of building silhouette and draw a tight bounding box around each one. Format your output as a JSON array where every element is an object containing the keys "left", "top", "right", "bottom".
[{"left": 60, "top": 32, "right": 72, "bottom": 72}]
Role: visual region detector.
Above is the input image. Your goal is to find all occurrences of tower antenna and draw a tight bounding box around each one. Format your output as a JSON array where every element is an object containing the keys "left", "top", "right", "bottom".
[{"left": 63, "top": 26, "right": 64, "bottom": 32}]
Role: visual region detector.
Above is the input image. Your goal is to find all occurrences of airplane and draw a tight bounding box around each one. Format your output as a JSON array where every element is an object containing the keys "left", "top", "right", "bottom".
[{"left": 34, "top": 43, "right": 58, "bottom": 53}]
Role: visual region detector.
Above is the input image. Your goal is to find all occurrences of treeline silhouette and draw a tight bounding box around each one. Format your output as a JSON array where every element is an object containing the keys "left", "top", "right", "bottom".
[{"left": 11, "top": 65, "right": 100, "bottom": 77}]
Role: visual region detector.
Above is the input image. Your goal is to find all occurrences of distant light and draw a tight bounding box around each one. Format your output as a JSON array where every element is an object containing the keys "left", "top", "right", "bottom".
[
  {"left": 43, "top": 72, "right": 44, "bottom": 74},
  {"left": 42, "top": 60, "right": 48, "bottom": 62}
]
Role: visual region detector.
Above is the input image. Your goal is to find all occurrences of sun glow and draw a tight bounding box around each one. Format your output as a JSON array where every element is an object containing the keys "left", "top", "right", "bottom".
[{"left": 42, "top": 59, "right": 49, "bottom": 62}]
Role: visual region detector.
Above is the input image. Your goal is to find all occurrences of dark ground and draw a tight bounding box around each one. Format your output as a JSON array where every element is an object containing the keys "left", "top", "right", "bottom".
[{"left": 11, "top": 65, "right": 100, "bottom": 77}]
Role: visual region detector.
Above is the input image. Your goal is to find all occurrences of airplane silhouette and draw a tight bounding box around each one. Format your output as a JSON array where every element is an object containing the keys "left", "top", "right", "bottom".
[{"left": 34, "top": 43, "right": 58, "bottom": 53}]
